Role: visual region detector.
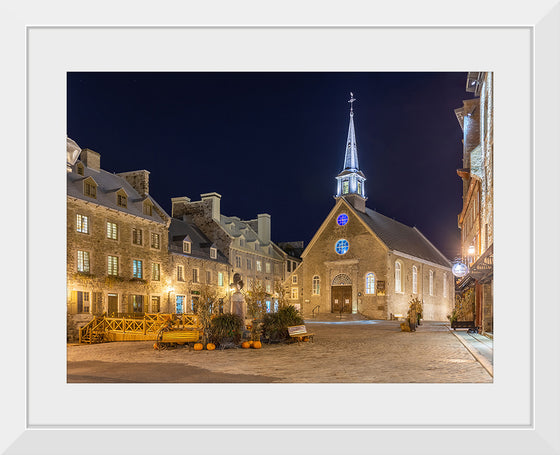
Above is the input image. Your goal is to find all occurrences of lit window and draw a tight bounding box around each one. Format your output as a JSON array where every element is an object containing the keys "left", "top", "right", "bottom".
[
  {"left": 291, "top": 287, "right": 299, "bottom": 299},
  {"left": 312, "top": 275, "right": 320, "bottom": 295},
  {"left": 193, "top": 268, "right": 199, "bottom": 283},
  {"left": 292, "top": 275, "right": 298, "bottom": 284},
  {"left": 151, "top": 233, "right": 160, "bottom": 249},
  {"left": 256, "top": 260, "right": 262, "bottom": 272},
  {"left": 132, "top": 228, "right": 142, "bottom": 245},
  {"left": 412, "top": 266, "right": 418, "bottom": 294},
  {"left": 106, "top": 222, "right": 118, "bottom": 240},
  {"left": 266, "top": 281, "right": 271, "bottom": 293},
  {"left": 210, "top": 247, "right": 217, "bottom": 259},
  {"left": 183, "top": 241, "right": 191, "bottom": 254},
  {"left": 77, "top": 250, "right": 90, "bottom": 273},
  {"left": 342, "top": 181, "right": 349, "bottom": 194},
  {"left": 337, "top": 213, "right": 348, "bottom": 226},
  {"left": 357, "top": 181, "right": 362, "bottom": 194},
  {"left": 335, "top": 239, "right": 349, "bottom": 255},
  {"left": 107, "top": 255, "right": 119, "bottom": 276},
  {"left": 395, "top": 261, "right": 402, "bottom": 293},
  {"left": 443, "top": 272, "right": 448, "bottom": 298},
  {"left": 365, "top": 273, "right": 375, "bottom": 294},
  {"left": 133, "top": 260, "right": 143, "bottom": 279},
  {"left": 429, "top": 270, "right": 434, "bottom": 296},
  {"left": 177, "top": 265, "right": 184, "bottom": 281},
  {"left": 130, "top": 295, "right": 144, "bottom": 314},
  {"left": 76, "top": 214, "right": 89, "bottom": 234},
  {"left": 265, "top": 262, "right": 271, "bottom": 273},
  {"left": 218, "top": 272, "right": 224, "bottom": 287},
  {"left": 152, "top": 263, "right": 160, "bottom": 281}
]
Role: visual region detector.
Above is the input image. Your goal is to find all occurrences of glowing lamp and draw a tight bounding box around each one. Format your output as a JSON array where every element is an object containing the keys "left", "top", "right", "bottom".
[
  {"left": 468, "top": 245, "right": 475, "bottom": 255},
  {"left": 452, "top": 262, "right": 468, "bottom": 278}
]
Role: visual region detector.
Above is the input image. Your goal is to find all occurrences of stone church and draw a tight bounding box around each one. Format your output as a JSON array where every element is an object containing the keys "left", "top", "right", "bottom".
[{"left": 288, "top": 96, "right": 454, "bottom": 321}]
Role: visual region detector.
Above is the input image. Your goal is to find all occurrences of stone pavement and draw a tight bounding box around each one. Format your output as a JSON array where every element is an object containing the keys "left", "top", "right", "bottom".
[
  {"left": 67, "top": 320, "right": 493, "bottom": 383},
  {"left": 449, "top": 329, "right": 493, "bottom": 377}
]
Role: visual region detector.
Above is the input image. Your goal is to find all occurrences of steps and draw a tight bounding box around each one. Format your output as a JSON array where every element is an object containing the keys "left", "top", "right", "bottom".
[{"left": 306, "top": 312, "right": 371, "bottom": 322}]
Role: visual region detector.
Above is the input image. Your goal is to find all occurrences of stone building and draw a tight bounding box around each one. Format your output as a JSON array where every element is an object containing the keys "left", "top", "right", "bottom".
[
  {"left": 288, "top": 96, "right": 454, "bottom": 320},
  {"left": 170, "top": 193, "right": 286, "bottom": 311},
  {"left": 454, "top": 72, "right": 494, "bottom": 334},
  {"left": 66, "top": 139, "right": 171, "bottom": 339}
]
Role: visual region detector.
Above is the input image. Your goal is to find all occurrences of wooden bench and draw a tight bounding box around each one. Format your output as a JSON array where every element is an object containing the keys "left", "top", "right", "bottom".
[
  {"left": 288, "top": 325, "right": 314, "bottom": 343},
  {"left": 157, "top": 329, "right": 200, "bottom": 348},
  {"left": 451, "top": 320, "right": 476, "bottom": 331}
]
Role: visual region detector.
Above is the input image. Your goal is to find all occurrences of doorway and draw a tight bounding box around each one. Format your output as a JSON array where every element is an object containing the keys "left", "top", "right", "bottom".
[{"left": 331, "top": 286, "right": 352, "bottom": 313}]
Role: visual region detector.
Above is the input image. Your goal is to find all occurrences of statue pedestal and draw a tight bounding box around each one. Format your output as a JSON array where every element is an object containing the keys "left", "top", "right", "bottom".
[{"left": 231, "top": 291, "right": 246, "bottom": 321}]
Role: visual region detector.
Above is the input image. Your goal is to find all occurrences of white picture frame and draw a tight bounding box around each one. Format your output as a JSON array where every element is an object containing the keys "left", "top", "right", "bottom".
[{"left": 2, "top": 1, "right": 559, "bottom": 453}]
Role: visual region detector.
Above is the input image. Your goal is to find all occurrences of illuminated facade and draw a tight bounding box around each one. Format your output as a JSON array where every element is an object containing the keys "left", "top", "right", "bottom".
[
  {"left": 288, "top": 96, "right": 454, "bottom": 320},
  {"left": 454, "top": 72, "right": 494, "bottom": 334}
]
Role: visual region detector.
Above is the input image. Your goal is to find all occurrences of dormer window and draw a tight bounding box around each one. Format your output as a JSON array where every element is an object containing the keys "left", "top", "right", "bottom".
[
  {"left": 143, "top": 200, "right": 153, "bottom": 216},
  {"left": 183, "top": 241, "right": 191, "bottom": 254},
  {"left": 116, "top": 189, "right": 128, "bottom": 208},
  {"left": 210, "top": 247, "right": 217, "bottom": 259},
  {"left": 83, "top": 177, "right": 97, "bottom": 199},
  {"left": 76, "top": 163, "right": 84, "bottom": 176}
]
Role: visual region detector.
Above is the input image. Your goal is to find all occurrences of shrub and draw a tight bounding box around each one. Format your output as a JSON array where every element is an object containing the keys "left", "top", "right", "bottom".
[
  {"left": 261, "top": 305, "right": 304, "bottom": 342},
  {"left": 210, "top": 313, "right": 244, "bottom": 345}
]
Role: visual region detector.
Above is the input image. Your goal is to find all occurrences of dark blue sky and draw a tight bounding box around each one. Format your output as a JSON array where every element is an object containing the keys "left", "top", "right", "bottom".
[{"left": 67, "top": 72, "right": 475, "bottom": 260}]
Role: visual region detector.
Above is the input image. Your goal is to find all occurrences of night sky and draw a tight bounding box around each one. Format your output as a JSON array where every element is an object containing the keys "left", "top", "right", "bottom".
[{"left": 67, "top": 72, "right": 475, "bottom": 260}]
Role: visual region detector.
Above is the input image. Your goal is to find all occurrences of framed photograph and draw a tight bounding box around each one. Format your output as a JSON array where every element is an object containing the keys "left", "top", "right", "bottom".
[{"left": 3, "top": 1, "right": 559, "bottom": 453}]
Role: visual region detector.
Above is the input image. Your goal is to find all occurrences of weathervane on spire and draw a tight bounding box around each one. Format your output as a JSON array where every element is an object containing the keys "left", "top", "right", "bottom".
[{"left": 348, "top": 92, "right": 356, "bottom": 115}]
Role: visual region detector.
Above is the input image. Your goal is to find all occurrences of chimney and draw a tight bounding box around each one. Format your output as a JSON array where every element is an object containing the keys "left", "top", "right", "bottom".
[
  {"left": 257, "top": 213, "right": 271, "bottom": 243},
  {"left": 171, "top": 196, "right": 191, "bottom": 218},
  {"left": 118, "top": 170, "right": 150, "bottom": 196},
  {"left": 201, "top": 192, "right": 222, "bottom": 223},
  {"left": 80, "top": 148, "right": 100, "bottom": 171}
]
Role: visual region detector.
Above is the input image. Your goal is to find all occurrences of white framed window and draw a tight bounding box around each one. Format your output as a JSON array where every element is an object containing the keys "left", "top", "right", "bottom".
[
  {"left": 412, "top": 266, "right": 418, "bottom": 294},
  {"left": 265, "top": 262, "right": 271, "bottom": 273},
  {"left": 106, "top": 222, "right": 118, "bottom": 240},
  {"left": 210, "top": 247, "right": 217, "bottom": 259},
  {"left": 84, "top": 180, "right": 97, "bottom": 199},
  {"left": 151, "top": 233, "right": 160, "bottom": 249},
  {"left": 183, "top": 241, "right": 191, "bottom": 254},
  {"left": 256, "top": 260, "right": 262, "bottom": 272},
  {"left": 443, "top": 272, "right": 448, "bottom": 298},
  {"left": 132, "top": 228, "right": 143, "bottom": 245},
  {"left": 107, "top": 255, "right": 119, "bottom": 276},
  {"left": 218, "top": 272, "right": 224, "bottom": 287},
  {"left": 429, "top": 270, "right": 434, "bottom": 296},
  {"left": 312, "top": 275, "right": 320, "bottom": 295},
  {"left": 395, "top": 261, "right": 403, "bottom": 293},
  {"left": 177, "top": 265, "right": 185, "bottom": 281},
  {"left": 292, "top": 275, "right": 298, "bottom": 284},
  {"left": 193, "top": 268, "right": 199, "bottom": 283},
  {"left": 152, "top": 263, "right": 160, "bottom": 281},
  {"left": 76, "top": 214, "right": 89, "bottom": 234},
  {"left": 365, "top": 272, "right": 375, "bottom": 294},
  {"left": 235, "top": 256, "right": 242, "bottom": 268},
  {"left": 291, "top": 287, "right": 299, "bottom": 299},
  {"left": 77, "top": 250, "right": 90, "bottom": 273},
  {"left": 132, "top": 259, "right": 143, "bottom": 279}
]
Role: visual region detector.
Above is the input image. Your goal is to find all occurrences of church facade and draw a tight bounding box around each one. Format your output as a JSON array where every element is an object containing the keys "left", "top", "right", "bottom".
[{"left": 288, "top": 96, "right": 454, "bottom": 321}]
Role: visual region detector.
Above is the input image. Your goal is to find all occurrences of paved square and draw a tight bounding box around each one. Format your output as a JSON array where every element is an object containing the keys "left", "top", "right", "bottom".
[{"left": 67, "top": 320, "right": 492, "bottom": 383}]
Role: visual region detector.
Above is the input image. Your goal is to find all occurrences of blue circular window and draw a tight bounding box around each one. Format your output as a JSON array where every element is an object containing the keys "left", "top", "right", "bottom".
[
  {"left": 337, "top": 213, "right": 348, "bottom": 226},
  {"left": 335, "top": 239, "right": 349, "bottom": 255}
]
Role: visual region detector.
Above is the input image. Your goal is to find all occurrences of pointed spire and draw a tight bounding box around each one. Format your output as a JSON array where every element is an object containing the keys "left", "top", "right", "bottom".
[{"left": 343, "top": 92, "right": 359, "bottom": 171}]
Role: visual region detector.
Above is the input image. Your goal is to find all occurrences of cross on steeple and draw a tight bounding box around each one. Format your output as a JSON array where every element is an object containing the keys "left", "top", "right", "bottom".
[{"left": 348, "top": 92, "right": 356, "bottom": 115}]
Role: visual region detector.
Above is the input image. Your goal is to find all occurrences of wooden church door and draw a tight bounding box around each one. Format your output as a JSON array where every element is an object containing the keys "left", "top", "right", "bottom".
[{"left": 331, "top": 286, "right": 352, "bottom": 313}]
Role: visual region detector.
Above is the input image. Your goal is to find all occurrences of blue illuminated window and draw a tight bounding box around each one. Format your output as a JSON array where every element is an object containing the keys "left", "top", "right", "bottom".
[
  {"left": 337, "top": 213, "right": 348, "bottom": 226},
  {"left": 335, "top": 239, "right": 349, "bottom": 255}
]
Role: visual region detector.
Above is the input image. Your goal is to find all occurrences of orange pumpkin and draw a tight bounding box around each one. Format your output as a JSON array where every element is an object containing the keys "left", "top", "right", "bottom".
[
  {"left": 193, "top": 343, "right": 204, "bottom": 351},
  {"left": 252, "top": 341, "right": 262, "bottom": 349},
  {"left": 206, "top": 343, "right": 216, "bottom": 351},
  {"left": 241, "top": 341, "right": 251, "bottom": 349},
  {"left": 153, "top": 343, "right": 159, "bottom": 350},
  {"left": 248, "top": 340, "right": 254, "bottom": 346}
]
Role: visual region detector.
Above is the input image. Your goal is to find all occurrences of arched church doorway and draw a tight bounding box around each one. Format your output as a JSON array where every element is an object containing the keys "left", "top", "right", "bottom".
[{"left": 331, "top": 274, "right": 352, "bottom": 313}]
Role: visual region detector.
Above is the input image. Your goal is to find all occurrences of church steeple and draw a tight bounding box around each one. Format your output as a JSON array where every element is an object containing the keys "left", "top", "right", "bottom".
[{"left": 335, "top": 92, "right": 367, "bottom": 210}]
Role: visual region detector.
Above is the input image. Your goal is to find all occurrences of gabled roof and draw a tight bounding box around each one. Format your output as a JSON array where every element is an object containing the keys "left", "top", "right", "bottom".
[
  {"left": 302, "top": 197, "right": 450, "bottom": 268},
  {"left": 67, "top": 162, "right": 169, "bottom": 224},
  {"left": 169, "top": 217, "right": 228, "bottom": 263}
]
